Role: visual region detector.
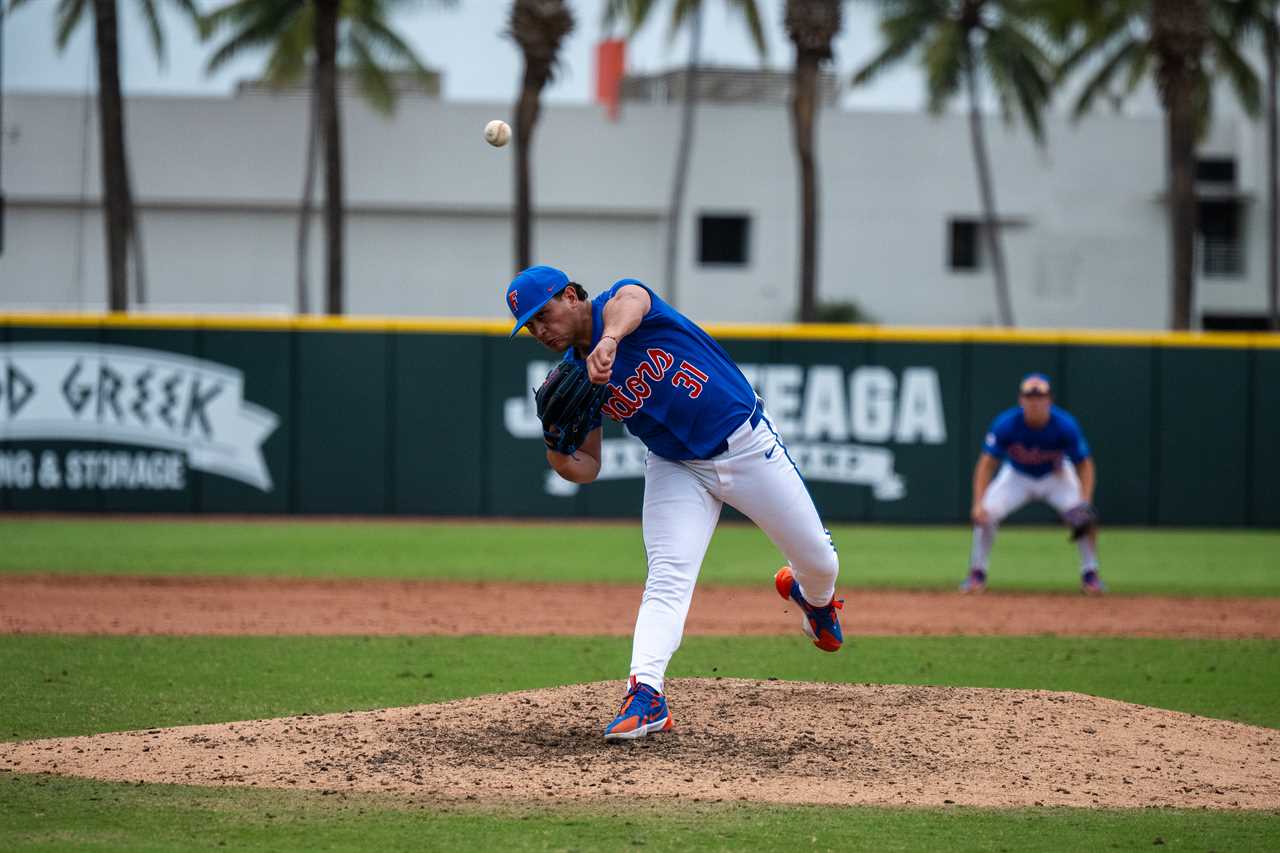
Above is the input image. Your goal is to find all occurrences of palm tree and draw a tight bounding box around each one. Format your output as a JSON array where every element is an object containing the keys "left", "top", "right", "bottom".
[
  {"left": 11, "top": 0, "right": 200, "bottom": 311},
  {"left": 1051, "top": 0, "right": 1261, "bottom": 329},
  {"left": 507, "top": 0, "right": 575, "bottom": 272},
  {"left": 202, "top": 0, "right": 440, "bottom": 315},
  {"left": 1227, "top": 0, "right": 1278, "bottom": 329},
  {"left": 786, "top": 1, "right": 843, "bottom": 323},
  {"left": 854, "top": 0, "right": 1056, "bottom": 327},
  {"left": 603, "top": 0, "right": 768, "bottom": 309}
]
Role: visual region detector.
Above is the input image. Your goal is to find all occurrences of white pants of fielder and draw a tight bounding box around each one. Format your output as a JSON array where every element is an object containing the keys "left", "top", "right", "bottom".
[
  {"left": 630, "top": 407, "right": 838, "bottom": 693},
  {"left": 970, "top": 461, "right": 1098, "bottom": 574}
]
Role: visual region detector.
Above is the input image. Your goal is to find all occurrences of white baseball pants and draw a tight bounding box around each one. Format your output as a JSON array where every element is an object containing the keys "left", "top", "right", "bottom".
[
  {"left": 969, "top": 460, "right": 1098, "bottom": 575},
  {"left": 629, "top": 407, "right": 839, "bottom": 693},
  {"left": 982, "top": 461, "right": 1084, "bottom": 522}
]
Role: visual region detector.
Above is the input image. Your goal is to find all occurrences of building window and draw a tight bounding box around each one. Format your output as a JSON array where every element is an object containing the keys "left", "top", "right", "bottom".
[
  {"left": 698, "top": 215, "right": 750, "bottom": 265},
  {"left": 1196, "top": 158, "right": 1236, "bottom": 184},
  {"left": 1199, "top": 200, "right": 1245, "bottom": 278},
  {"left": 1202, "top": 314, "right": 1269, "bottom": 331},
  {"left": 949, "top": 219, "right": 981, "bottom": 271}
]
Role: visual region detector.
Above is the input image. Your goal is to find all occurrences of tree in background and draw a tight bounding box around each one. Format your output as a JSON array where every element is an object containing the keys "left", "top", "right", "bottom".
[
  {"left": 1227, "top": 0, "right": 1278, "bottom": 329},
  {"left": 786, "top": 0, "right": 842, "bottom": 323},
  {"left": 508, "top": 0, "right": 575, "bottom": 272},
  {"left": 603, "top": 0, "right": 767, "bottom": 309},
  {"left": 11, "top": 0, "right": 201, "bottom": 311},
  {"left": 201, "top": 0, "right": 441, "bottom": 314},
  {"left": 854, "top": 0, "right": 1056, "bottom": 328},
  {"left": 1051, "top": 0, "right": 1260, "bottom": 329}
]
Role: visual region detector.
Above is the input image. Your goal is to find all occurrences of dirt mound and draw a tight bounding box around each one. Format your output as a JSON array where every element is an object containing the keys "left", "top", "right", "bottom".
[
  {"left": 4, "top": 575, "right": 1278, "bottom": 638},
  {"left": 3, "top": 679, "right": 1277, "bottom": 809}
]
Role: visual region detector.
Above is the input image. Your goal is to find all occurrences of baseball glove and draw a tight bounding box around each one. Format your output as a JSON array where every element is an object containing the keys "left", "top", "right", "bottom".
[
  {"left": 1064, "top": 502, "right": 1099, "bottom": 541},
  {"left": 535, "top": 360, "right": 610, "bottom": 455}
]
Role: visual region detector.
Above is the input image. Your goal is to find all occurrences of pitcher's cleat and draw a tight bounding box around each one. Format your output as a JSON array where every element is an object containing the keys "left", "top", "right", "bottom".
[
  {"left": 774, "top": 565, "right": 844, "bottom": 652},
  {"left": 1081, "top": 569, "right": 1107, "bottom": 595},
  {"left": 603, "top": 676, "right": 673, "bottom": 741},
  {"left": 959, "top": 568, "right": 988, "bottom": 594}
]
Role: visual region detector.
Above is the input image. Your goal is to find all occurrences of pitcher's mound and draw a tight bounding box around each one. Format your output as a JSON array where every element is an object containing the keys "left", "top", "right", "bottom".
[{"left": 3, "top": 679, "right": 1277, "bottom": 809}]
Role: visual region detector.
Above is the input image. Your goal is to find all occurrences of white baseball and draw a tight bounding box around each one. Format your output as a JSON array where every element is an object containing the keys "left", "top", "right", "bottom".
[{"left": 484, "top": 119, "right": 511, "bottom": 147}]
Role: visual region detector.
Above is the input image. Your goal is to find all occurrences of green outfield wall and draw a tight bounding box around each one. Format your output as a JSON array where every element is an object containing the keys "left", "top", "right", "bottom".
[{"left": 1, "top": 315, "right": 1277, "bottom": 526}]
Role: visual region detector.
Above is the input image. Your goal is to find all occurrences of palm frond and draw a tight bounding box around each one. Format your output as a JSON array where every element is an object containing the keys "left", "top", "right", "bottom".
[
  {"left": 1208, "top": 26, "right": 1262, "bottom": 116},
  {"left": 852, "top": 3, "right": 937, "bottom": 86},
  {"left": 601, "top": 0, "right": 656, "bottom": 37},
  {"left": 204, "top": 0, "right": 305, "bottom": 73},
  {"left": 350, "top": 34, "right": 396, "bottom": 114},
  {"left": 983, "top": 22, "right": 1053, "bottom": 143},
  {"left": 728, "top": 0, "right": 769, "bottom": 60},
  {"left": 1069, "top": 37, "right": 1144, "bottom": 119},
  {"left": 260, "top": 9, "right": 312, "bottom": 87},
  {"left": 52, "top": 0, "right": 90, "bottom": 51},
  {"left": 138, "top": 0, "right": 167, "bottom": 63},
  {"left": 923, "top": 19, "right": 965, "bottom": 113}
]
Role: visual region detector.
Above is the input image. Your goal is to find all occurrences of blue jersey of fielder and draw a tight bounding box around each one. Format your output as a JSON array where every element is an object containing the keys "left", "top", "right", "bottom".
[
  {"left": 563, "top": 279, "right": 757, "bottom": 460},
  {"left": 982, "top": 405, "right": 1091, "bottom": 478}
]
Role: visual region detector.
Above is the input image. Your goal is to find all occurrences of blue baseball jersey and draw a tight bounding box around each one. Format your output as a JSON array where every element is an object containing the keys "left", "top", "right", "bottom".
[
  {"left": 563, "top": 279, "right": 757, "bottom": 460},
  {"left": 982, "top": 405, "right": 1091, "bottom": 478}
]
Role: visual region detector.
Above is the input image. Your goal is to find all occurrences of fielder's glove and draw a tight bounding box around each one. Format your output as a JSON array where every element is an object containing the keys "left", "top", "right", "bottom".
[
  {"left": 1064, "top": 503, "right": 1099, "bottom": 541},
  {"left": 535, "top": 360, "right": 610, "bottom": 455}
]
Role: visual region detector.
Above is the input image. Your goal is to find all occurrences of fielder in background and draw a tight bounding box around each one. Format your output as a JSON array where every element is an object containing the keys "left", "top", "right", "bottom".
[
  {"left": 505, "top": 265, "right": 843, "bottom": 741},
  {"left": 961, "top": 373, "right": 1104, "bottom": 595}
]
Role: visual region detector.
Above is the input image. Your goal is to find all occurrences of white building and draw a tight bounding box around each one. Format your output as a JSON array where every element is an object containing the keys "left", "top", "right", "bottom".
[{"left": 0, "top": 80, "right": 1272, "bottom": 329}]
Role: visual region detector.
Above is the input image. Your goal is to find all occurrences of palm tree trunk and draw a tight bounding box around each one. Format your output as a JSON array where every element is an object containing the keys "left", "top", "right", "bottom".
[
  {"left": 963, "top": 44, "right": 1014, "bottom": 327},
  {"left": 127, "top": 159, "right": 146, "bottom": 305},
  {"left": 1266, "top": 20, "right": 1278, "bottom": 331},
  {"left": 296, "top": 65, "right": 319, "bottom": 315},
  {"left": 314, "top": 0, "right": 344, "bottom": 315},
  {"left": 663, "top": 4, "right": 702, "bottom": 310},
  {"left": 513, "top": 63, "right": 545, "bottom": 270},
  {"left": 790, "top": 48, "right": 820, "bottom": 322},
  {"left": 90, "top": 0, "right": 131, "bottom": 312},
  {"left": 1166, "top": 81, "right": 1197, "bottom": 329}
]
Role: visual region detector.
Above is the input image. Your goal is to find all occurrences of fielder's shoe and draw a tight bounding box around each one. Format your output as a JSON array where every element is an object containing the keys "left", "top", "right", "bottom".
[
  {"left": 959, "top": 568, "right": 988, "bottom": 594},
  {"left": 1081, "top": 569, "right": 1107, "bottom": 595},
  {"left": 774, "top": 565, "right": 844, "bottom": 652},
  {"left": 603, "top": 676, "right": 673, "bottom": 741}
]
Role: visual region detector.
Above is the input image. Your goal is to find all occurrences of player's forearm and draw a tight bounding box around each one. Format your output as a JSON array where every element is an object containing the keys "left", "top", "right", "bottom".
[
  {"left": 601, "top": 290, "right": 648, "bottom": 341},
  {"left": 548, "top": 448, "right": 601, "bottom": 484},
  {"left": 971, "top": 456, "right": 997, "bottom": 506},
  {"left": 1078, "top": 459, "right": 1096, "bottom": 503}
]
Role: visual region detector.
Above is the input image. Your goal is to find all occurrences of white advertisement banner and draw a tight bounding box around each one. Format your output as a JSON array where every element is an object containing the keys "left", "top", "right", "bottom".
[{"left": 0, "top": 343, "right": 279, "bottom": 491}]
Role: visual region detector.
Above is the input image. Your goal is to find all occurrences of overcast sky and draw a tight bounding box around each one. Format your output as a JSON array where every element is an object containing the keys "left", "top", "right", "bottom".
[{"left": 5, "top": 0, "right": 956, "bottom": 111}]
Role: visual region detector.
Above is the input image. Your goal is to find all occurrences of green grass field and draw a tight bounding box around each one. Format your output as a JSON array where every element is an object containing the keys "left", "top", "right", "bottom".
[
  {"left": 2, "top": 518, "right": 1278, "bottom": 851},
  {"left": 2, "top": 518, "right": 1278, "bottom": 595}
]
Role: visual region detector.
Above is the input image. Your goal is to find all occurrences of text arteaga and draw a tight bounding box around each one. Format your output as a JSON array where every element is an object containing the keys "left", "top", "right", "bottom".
[
  {"left": 506, "top": 362, "right": 947, "bottom": 500},
  {"left": 0, "top": 343, "right": 279, "bottom": 491}
]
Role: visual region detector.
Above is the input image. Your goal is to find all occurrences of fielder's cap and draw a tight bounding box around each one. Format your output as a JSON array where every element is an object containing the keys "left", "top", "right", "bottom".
[
  {"left": 1019, "top": 372, "right": 1052, "bottom": 396},
  {"left": 506, "top": 265, "right": 570, "bottom": 338}
]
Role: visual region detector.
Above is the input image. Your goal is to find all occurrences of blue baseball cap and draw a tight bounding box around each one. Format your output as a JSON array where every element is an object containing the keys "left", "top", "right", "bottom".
[
  {"left": 1019, "top": 373, "right": 1052, "bottom": 396},
  {"left": 505, "top": 265, "right": 570, "bottom": 338}
]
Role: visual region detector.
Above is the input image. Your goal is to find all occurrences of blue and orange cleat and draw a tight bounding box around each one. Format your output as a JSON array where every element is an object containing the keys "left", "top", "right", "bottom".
[
  {"left": 959, "top": 568, "right": 988, "bottom": 594},
  {"left": 603, "top": 676, "right": 673, "bottom": 741},
  {"left": 1080, "top": 569, "right": 1107, "bottom": 595},
  {"left": 774, "top": 565, "right": 844, "bottom": 652}
]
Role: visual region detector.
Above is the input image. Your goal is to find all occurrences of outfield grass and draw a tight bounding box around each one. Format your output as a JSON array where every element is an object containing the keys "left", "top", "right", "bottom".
[
  {"left": 1, "top": 518, "right": 1278, "bottom": 595},
  {"left": 3, "top": 773, "right": 1276, "bottom": 853},
  {"left": 3, "top": 634, "right": 1277, "bottom": 742}
]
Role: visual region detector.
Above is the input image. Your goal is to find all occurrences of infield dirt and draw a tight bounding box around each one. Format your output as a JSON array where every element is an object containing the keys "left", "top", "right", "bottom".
[{"left": 4, "top": 575, "right": 1278, "bottom": 810}]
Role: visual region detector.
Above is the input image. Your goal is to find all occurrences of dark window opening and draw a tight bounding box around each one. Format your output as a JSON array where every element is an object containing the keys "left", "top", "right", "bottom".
[
  {"left": 698, "top": 215, "right": 750, "bottom": 265},
  {"left": 1202, "top": 314, "right": 1270, "bottom": 331},
  {"left": 1196, "top": 158, "right": 1236, "bottom": 184},
  {"left": 1198, "top": 200, "right": 1244, "bottom": 278},
  {"left": 949, "top": 219, "right": 981, "bottom": 271}
]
